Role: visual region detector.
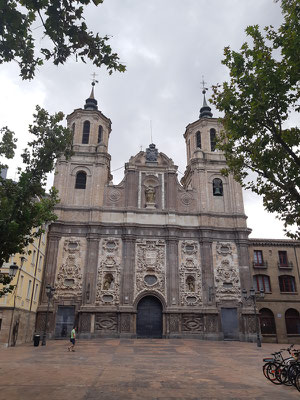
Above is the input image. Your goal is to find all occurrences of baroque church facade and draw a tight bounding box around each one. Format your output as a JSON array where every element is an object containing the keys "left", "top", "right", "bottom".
[{"left": 36, "top": 86, "right": 257, "bottom": 341}]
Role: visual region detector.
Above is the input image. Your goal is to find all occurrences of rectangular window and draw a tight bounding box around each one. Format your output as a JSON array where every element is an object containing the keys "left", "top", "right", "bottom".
[
  {"left": 82, "top": 133, "right": 89, "bottom": 144},
  {"left": 253, "top": 275, "right": 271, "bottom": 292},
  {"left": 38, "top": 256, "right": 43, "bottom": 271},
  {"left": 18, "top": 275, "right": 24, "bottom": 296},
  {"left": 279, "top": 276, "right": 296, "bottom": 292},
  {"left": 32, "top": 250, "right": 36, "bottom": 265},
  {"left": 34, "top": 284, "right": 39, "bottom": 301},
  {"left": 254, "top": 250, "right": 263, "bottom": 266},
  {"left": 196, "top": 131, "right": 201, "bottom": 148},
  {"left": 26, "top": 280, "right": 32, "bottom": 299},
  {"left": 279, "top": 251, "right": 288, "bottom": 267}
]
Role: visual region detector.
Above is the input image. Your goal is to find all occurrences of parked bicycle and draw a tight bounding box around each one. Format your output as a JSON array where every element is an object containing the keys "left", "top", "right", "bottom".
[{"left": 262, "top": 345, "right": 300, "bottom": 391}]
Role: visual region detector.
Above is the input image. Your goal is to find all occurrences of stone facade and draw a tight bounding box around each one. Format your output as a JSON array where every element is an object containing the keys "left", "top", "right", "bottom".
[{"left": 36, "top": 90, "right": 281, "bottom": 342}]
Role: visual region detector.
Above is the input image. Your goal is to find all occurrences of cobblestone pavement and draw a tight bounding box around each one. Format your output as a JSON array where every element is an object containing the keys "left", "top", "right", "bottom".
[{"left": 0, "top": 339, "right": 299, "bottom": 400}]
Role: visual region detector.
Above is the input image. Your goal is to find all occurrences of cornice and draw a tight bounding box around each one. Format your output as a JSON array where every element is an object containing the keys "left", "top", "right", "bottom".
[{"left": 249, "top": 238, "right": 300, "bottom": 247}]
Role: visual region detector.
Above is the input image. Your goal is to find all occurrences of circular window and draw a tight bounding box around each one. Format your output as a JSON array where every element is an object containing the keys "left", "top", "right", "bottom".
[{"left": 144, "top": 275, "right": 158, "bottom": 286}]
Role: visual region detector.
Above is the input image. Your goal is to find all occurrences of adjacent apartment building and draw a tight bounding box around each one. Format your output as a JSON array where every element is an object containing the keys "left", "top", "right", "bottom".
[
  {"left": 249, "top": 239, "right": 300, "bottom": 343},
  {"left": 0, "top": 230, "right": 47, "bottom": 347}
]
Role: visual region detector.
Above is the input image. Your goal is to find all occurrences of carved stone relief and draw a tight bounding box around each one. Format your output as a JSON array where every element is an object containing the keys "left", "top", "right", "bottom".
[
  {"left": 120, "top": 314, "right": 131, "bottom": 333},
  {"left": 246, "top": 315, "right": 257, "bottom": 334},
  {"left": 96, "top": 238, "right": 121, "bottom": 306},
  {"left": 55, "top": 237, "right": 85, "bottom": 298},
  {"left": 205, "top": 315, "right": 218, "bottom": 333},
  {"left": 95, "top": 313, "right": 117, "bottom": 331},
  {"left": 169, "top": 314, "right": 180, "bottom": 333},
  {"left": 107, "top": 188, "right": 121, "bottom": 203},
  {"left": 178, "top": 241, "right": 202, "bottom": 306},
  {"left": 182, "top": 314, "right": 204, "bottom": 332},
  {"left": 134, "top": 239, "right": 166, "bottom": 300},
  {"left": 180, "top": 192, "right": 193, "bottom": 206},
  {"left": 212, "top": 241, "right": 241, "bottom": 303},
  {"left": 80, "top": 314, "right": 91, "bottom": 333}
]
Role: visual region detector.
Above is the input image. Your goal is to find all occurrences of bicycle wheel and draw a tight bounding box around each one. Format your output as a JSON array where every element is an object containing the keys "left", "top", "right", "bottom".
[
  {"left": 287, "top": 362, "right": 300, "bottom": 386},
  {"left": 266, "top": 362, "right": 282, "bottom": 384},
  {"left": 280, "top": 358, "right": 295, "bottom": 386},
  {"left": 263, "top": 363, "right": 271, "bottom": 380},
  {"left": 295, "top": 372, "right": 300, "bottom": 392},
  {"left": 279, "top": 365, "right": 293, "bottom": 386}
]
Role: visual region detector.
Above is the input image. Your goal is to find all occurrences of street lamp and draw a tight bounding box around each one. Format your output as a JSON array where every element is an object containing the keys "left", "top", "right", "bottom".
[
  {"left": 41, "top": 284, "right": 55, "bottom": 346},
  {"left": 8, "top": 257, "right": 26, "bottom": 347},
  {"left": 242, "top": 287, "right": 265, "bottom": 347},
  {"left": 9, "top": 262, "right": 18, "bottom": 278}
]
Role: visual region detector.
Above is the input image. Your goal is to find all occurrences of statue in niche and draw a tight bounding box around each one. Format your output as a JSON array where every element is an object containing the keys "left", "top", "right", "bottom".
[
  {"left": 145, "top": 186, "right": 156, "bottom": 203},
  {"left": 103, "top": 274, "right": 114, "bottom": 290},
  {"left": 146, "top": 143, "right": 158, "bottom": 162},
  {"left": 186, "top": 276, "right": 195, "bottom": 292}
]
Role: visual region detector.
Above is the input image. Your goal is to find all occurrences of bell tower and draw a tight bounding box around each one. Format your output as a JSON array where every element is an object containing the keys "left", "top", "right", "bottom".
[
  {"left": 53, "top": 81, "right": 112, "bottom": 208},
  {"left": 181, "top": 83, "right": 246, "bottom": 220}
]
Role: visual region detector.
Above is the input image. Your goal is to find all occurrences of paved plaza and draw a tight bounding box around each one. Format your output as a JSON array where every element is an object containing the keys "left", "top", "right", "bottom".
[{"left": 0, "top": 339, "right": 298, "bottom": 399}]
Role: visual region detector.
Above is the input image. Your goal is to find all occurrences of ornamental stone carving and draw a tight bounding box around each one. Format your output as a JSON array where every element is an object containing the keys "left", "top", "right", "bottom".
[
  {"left": 96, "top": 238, "right": 121, "bottom": 306},
  {"left": 212, "top": 241, "right": 241, "bottom": 303},
  {"left": 182, "top": 314, "right": 204, "bottom": 332},
  {"left": 145, "top": 185, "right": 156, "bottom": 203},
  {"left": 108, "top": 188, "right": 121, "bottom": 203},
  {"left": 80, "top": 314, "right": 91, "bottom": 333},
  {"left": 205, "top": 315, "right": 218, "bottom": 333},
  {"left": 95, "top": 313, "right": 118, "bottom": 331},
  {"left": 245, "top": 315, "right": 257, "bottom": 334},
  {"left": 146, "top": 143, "right": 158, "bottom": 162},
  {"left": 179, "top": 241, "right": 202, "bottom": 306},
  {"left": 216, "top": 242, "right": 232, "bottom": 256},
  {"left": 180, "top": 192, "right": 193, "bottom": 206},
  {"left": 135, "top": 239, "right": 166, "bottom": 299},
  {"left": 55, "top": 237, "right": 85, "bottom": 298},
  {"left": 120, "top": 314, "right": 131, "bottom": 333},
  {"left": 169, "top": 314, "right": 180, "bottom": 333}
]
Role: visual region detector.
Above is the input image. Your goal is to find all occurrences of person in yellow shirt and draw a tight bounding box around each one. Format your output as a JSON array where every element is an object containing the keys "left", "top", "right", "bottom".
[{"left": 68, "top": 327, "right": 76, "bottom": 352}]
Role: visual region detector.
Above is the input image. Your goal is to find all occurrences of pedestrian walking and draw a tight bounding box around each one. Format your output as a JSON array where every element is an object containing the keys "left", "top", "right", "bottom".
[{"left": 68, "top": 326, "right": 76, "bottom": 352}]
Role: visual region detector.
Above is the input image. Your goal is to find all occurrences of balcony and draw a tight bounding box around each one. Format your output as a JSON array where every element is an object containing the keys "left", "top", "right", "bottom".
[
  {"left": 252, "top": 261, "right": 268, "bottom": 269},
  {"left": 278, "top": 261, "right": 293, "bottom": 269}
]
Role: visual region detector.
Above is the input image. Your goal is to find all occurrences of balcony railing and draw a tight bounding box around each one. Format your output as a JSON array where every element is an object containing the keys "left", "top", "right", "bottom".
[
  {"left": 253, "top": 261, "right": 268, "bottom": 268},
  {"left": 278, "top": 261, "right": 293, "bottom": 269}
]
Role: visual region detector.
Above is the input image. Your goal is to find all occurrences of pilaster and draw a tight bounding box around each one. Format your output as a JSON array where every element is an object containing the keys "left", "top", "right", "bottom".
[{"left": 82, "top": 236, "right": 100, "bottom": 305}]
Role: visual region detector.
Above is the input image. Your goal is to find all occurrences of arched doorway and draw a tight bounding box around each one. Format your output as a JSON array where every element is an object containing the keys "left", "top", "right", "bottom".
[
  {"left": 136, "top": 296, "right": 163, "bottom": 338},
  {"left": 259, "top": 308, "right": 276, "bottom": 335}
]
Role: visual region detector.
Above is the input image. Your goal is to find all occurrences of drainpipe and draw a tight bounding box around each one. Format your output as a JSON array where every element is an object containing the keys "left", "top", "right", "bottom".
[
  {"left": 29, "top": 234, "right": 42, "bottom": 312},
  {"left": 293, "top": 244, "right": 300, "bottom": 287}
]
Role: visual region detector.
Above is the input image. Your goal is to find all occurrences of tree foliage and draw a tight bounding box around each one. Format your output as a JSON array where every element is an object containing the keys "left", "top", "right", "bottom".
[
  {"left": 0, "top": 107, "right": 73, "bottom": 295},
  {"left": 212, "top": 0, "right": 300, "bottom": 238},
  {"left": 0, "top": 0, "right": 126, "bottom": 79},
  {"left": 0, "top": 273, "right": 15, "bottom": 297}
]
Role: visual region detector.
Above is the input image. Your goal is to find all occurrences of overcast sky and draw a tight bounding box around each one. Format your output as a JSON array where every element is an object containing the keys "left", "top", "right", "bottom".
[{"left": 0, "top": 0, "right": 288, "bottom": 239}]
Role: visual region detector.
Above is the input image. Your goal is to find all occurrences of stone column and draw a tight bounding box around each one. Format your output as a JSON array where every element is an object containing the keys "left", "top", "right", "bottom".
[
  {"left": 41, "top": 234, "right": 61, "bottom": 304},
  {"left": 166, "top": 238, "right": 179, "bottom": 307},
  {"left": 236, "top": 236, "right": 252, "bottom": 292},
  {"left": 82, "top": 236, "right": 99, "bottom": 305},
  {"left": 120, "top": 237, "right": 136, "bottom": 305},
  {"left": 200, "top": 239, "right": 215, "bottom": 306}
]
